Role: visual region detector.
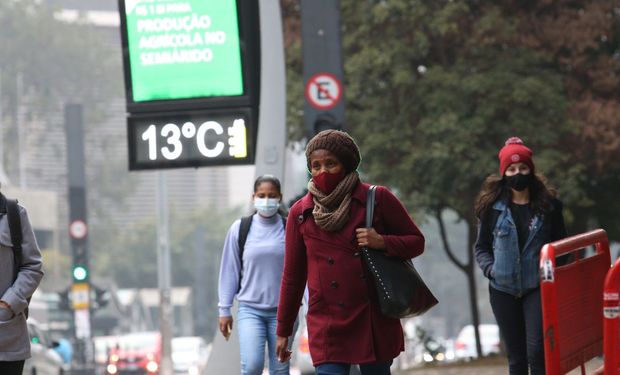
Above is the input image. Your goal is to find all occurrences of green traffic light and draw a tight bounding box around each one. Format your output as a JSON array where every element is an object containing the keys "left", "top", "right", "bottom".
[{"left": 73, "top": 265, "right": 88, "bottom": 281}]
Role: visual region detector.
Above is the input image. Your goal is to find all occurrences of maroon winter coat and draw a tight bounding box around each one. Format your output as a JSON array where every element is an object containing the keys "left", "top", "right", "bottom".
[{"left": 276, "top": 182, "right": 425, "bottom": 366}]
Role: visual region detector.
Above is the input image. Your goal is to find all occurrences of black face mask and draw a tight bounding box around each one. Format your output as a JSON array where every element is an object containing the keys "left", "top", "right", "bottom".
[{"left": 505, "top": 173, "right": 533, "bottom": 191}]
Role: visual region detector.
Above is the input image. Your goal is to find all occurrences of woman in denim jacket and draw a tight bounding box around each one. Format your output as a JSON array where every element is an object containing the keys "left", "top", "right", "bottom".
[{"left": 474, "top": 137, "right": 567, "bottom": 375}]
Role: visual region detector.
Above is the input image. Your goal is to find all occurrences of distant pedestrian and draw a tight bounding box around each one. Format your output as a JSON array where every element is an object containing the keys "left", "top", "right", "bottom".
[
  {"left": 218, "top": 175, "right": 293, "bottom": 375},
  {"left": 275, "top": 130, "right": 425, "bottom": 375},
  {"left": 0, "top": 191, "right": 44, "bottom": 375},
  {"left": 52, "top": 337, "right": 73, "bottom": 365},
  {"left": 474, "top": 137, "right": 567, "bottom": 375}
]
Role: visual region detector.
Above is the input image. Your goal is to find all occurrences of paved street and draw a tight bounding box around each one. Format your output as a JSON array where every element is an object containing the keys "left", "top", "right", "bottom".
[{"left": 395, "top": 357, "right": 604, "bottom": 375}]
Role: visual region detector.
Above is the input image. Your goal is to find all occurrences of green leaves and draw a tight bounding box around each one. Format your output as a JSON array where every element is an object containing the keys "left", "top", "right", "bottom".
[{"left": 339, "top": 0, "right": 575, "bottom": 222}]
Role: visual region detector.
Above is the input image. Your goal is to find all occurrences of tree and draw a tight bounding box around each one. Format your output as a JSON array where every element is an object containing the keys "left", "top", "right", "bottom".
[
  {"left": 507, "top": 0, "right": 620, "bottom": 238},
  {"left": 340, "top": 0, "right": 580, "bottom": 356}
]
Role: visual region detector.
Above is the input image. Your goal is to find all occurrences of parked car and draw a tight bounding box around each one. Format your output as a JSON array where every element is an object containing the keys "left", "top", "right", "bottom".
[
  {"left": 106, "top": 331, "right": 161, "bottom": 374},
  {"left": 24, "top": 319, "right": 66, "bottom": 375},
  {"left": 171, "top": 336, "right": 209, "bottom": 375},
  {"left": 454, "top": 324, "right": 501, "bottom": 360}
]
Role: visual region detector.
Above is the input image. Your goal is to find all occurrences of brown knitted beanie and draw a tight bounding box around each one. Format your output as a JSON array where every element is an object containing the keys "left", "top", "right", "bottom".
[{"left": 306, "top": 130, "right": 361, "bottom": 172}]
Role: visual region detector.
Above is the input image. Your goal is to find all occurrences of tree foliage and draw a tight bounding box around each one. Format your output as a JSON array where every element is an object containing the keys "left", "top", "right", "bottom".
[{"left": 283, "top": 0, "right": 619, "bottom": 238}]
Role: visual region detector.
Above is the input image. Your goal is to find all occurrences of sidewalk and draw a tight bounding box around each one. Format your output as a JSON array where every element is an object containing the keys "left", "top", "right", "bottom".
[{"left": 395, "top": 356, "right": 604, "bottom": 375}]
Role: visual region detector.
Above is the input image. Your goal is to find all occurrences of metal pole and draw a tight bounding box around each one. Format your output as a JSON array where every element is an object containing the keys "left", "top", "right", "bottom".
[
  {"left": 254, "top": 0, "right": 286, "bottom": 181},
  {"left": 156, "top": 171, "right": 173, "bottom": 375},
  {"left": 65, "top": 103, "right": 94, "bottom": 374},
  {"left": 301, "top": 0, "right": 346, "bottom": 138},
  {"left": 0, "top": 73, "right": 9, "bottom": 187},
  {"left": 16, "top": 73, "right": 27, "bottom": 188}
]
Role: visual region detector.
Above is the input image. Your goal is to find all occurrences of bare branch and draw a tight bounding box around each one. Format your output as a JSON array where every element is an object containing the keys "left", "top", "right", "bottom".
[{"left": 435, "top": 208, "right": 468, "bottom": 272}]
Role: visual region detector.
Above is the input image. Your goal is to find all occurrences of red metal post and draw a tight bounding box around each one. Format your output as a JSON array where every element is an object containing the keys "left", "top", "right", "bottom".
[
  {"left": 541, "top": 243, "right": 561, "bottom": 375},
  {"left": 604, "top": 257, "right": 620, "bottom": 375}
]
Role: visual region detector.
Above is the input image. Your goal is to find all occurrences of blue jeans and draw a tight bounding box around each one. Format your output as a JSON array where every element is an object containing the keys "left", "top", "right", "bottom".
[
  {"left": 237, "top": 303, "right": 290, "bottom": 375},
  {"left": 315, "top": 361, "right": 392, "bottom": 375}
]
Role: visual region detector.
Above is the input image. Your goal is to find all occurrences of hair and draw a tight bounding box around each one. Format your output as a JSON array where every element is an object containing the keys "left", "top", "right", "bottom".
[
  {"left": 253, "top": 175, "right": 282, "bottom": 195},
  {"left": 474, "top": 172, "right": 557, "bottom": 219}
]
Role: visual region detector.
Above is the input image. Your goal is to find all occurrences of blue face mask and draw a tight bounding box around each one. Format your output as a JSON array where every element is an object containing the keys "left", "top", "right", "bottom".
[{"left": 254, "top": 198, "right": 280, "bottom": 217}]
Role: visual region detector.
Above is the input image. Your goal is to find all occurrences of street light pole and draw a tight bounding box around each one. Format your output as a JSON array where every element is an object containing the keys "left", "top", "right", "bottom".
[{"left": 156, "top": 171, "right": 173, "bottom": 375}]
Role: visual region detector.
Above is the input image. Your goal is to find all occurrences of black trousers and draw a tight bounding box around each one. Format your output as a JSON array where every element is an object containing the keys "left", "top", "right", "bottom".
[
  {"left": 489, "top": 285, "right": 545, "bottom": 375},
  {"left": 0, "top": 360, "right": 25, "bottom": 375}
]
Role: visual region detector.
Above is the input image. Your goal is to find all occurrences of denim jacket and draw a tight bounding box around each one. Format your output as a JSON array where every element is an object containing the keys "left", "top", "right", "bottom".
[{"left": 488, "top": 200, "right": 552, "bottom": 297}]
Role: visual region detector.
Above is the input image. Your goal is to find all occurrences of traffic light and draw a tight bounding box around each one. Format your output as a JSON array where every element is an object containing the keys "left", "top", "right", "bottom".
[
  {"left": 313, "top": 113, "right": 342, "bottom": 135},
  {"left": 58, "top": 288, "right": 72, "bottom": 311},
  {"left": 93, "top": 286, "right": 110, "bottom": 310},
  {"left": 72, "top": 265, "right": 89, "bottom": 282}
]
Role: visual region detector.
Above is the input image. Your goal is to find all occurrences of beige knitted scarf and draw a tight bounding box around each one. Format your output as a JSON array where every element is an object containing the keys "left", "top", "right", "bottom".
[{"left": 308, "top": 171, "right": 360, "bottom": 232}]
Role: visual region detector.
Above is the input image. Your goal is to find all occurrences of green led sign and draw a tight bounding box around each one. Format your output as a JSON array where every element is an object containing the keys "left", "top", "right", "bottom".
[{"left": 123, "top": 0, "right": 244, "bottom": 102}]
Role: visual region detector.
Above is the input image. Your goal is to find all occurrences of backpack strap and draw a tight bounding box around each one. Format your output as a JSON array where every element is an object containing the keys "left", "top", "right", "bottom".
[
  {"left": 3, "top": 197, "right": 30, "bottom": 318},
  {"left": 237, "top": 215, "right": 254, "bottom": 292},
  {"left": 236, "top": 214, "right": 287, "bottom": 292},
  {"left": 238, "top": 215, "right": 254, "bottom": 262},
  {"left": 6, "top": 199, "right": 22, "bottom": 283}
]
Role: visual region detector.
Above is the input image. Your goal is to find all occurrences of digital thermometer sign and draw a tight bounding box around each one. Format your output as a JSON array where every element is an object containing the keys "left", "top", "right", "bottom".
[
  {"left": 127, "top": 109, "right": 254, "bottom": 170},
  {"left": 118, "top": 0, "right": 260, "bottom": 170}
]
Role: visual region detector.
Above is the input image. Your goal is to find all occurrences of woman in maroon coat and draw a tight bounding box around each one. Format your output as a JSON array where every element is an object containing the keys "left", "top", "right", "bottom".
[{"left": 275, "top": 130, "right": 425, "bottom": 375}]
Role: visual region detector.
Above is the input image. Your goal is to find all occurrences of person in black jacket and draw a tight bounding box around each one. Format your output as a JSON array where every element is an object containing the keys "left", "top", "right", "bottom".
[{"left": 474, "top": 137, "right": 567, "bottom": 375}]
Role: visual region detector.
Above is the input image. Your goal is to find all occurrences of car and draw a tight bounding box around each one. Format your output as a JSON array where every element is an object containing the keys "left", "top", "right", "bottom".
[
  {"left": 171, "top": 336, "right": 209, "bottom": 375},
  {"left": 24, "top": 319, "right": 66, "bottom": 375},
  {"left": 106, "top": 331, "right": 161, "bottom": 374},
  {"left": 454, "top": 324, "right": 501, "bottom": 360},
  {"left": 93, "top": 335, "right": 120, "bottom": 375}
]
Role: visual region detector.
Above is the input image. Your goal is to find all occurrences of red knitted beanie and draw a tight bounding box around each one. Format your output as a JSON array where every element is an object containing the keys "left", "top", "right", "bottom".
[{"left": 498, "top": 137, "right": 534, "bottom": 176}]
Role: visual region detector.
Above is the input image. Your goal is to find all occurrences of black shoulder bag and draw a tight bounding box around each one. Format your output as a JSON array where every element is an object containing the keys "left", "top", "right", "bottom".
[{"left": 360, "top": 185, "right": 438, "bottom": 319}]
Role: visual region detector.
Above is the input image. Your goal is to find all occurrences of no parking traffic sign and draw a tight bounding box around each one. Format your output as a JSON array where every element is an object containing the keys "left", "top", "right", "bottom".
[
  {"left": 305, "top": 72, "right": 342, "bottom": 110},
  {"left": 69, "top": 220, "right": 88, "bottom": 240}
]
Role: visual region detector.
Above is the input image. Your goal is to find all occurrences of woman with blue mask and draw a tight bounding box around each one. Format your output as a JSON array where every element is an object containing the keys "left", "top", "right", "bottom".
[{"left": 218, "top": 175, "right": 292, "bottom": 375}]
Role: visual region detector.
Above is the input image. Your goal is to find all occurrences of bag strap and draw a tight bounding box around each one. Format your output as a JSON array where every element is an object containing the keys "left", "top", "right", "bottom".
[
  {"left": 236, "top": 214, "right": 286, "bottom": 292},
  {"left": 366, "top": 185, "right": 377, "bottom": 228},
  {"left": 238, "top": 215, "right": 254, "bottom": 261},
  {"left": 6, "top": 199, "right": 23, "bottom": 283}
]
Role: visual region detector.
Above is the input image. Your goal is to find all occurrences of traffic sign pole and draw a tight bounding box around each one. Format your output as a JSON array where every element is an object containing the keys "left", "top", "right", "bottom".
[
  {"left": 301, "top": 0, "right": 346, "bottom": 138},
  {"left": 65, "top": 103, "right": 94, "bottom": 374}
]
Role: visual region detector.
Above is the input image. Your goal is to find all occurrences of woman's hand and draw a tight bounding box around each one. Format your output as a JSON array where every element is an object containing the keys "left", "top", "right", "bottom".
[
  {"left": 356, "top": 228, "right": 385, "bottom": 250},
  {"left": 0, "top": 301, "right": 15, "bottom": 320},
  {"left": 219, "top": 316, "right": 233, "bottom": 340},
  {"left": 276, "top": 336, "right": 292, "bottom": 363}
]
